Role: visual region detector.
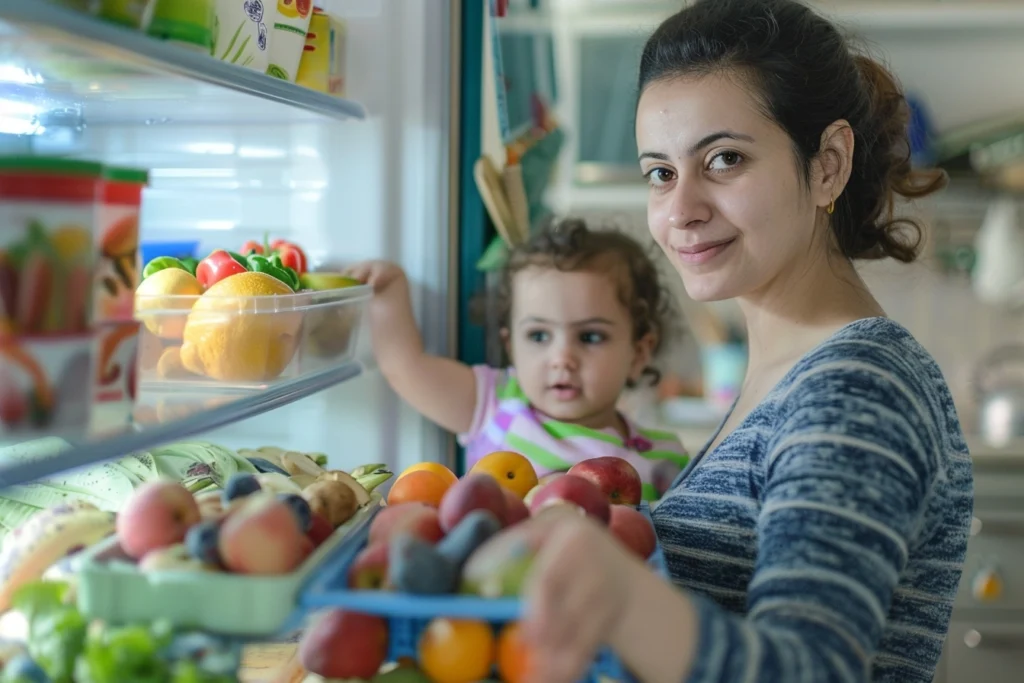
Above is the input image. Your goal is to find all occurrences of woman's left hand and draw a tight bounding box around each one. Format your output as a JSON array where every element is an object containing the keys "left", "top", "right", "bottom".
[{"left": 519, "top": 505, "right": 638, "bottom": 683}]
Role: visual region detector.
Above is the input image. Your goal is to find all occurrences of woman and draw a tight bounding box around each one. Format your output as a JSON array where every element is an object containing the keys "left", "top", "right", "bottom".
[{"left": 519, "top": 1, "right": 974, "bottom": 681}]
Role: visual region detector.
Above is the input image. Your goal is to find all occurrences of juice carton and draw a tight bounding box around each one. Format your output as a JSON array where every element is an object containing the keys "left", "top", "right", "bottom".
[
  {"left": 266, "top": 0, "right": 314, "bottom": 82},
  {"left": 213, "top": 0, "right": 270, "bottom": 71}
]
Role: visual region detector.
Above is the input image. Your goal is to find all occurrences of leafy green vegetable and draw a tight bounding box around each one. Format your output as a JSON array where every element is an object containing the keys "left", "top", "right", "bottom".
[{"left": 11, "top": 581, "right": 86, "bottom": 683}]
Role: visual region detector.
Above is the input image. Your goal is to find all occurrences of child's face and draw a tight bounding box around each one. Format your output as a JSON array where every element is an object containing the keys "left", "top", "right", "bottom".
[{"left": 506, "top": 266, "right": 653, "bottom": 429}]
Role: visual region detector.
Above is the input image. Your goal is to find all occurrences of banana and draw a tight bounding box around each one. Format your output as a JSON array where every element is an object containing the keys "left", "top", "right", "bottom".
[
  {"left": 0, "top": 508, "right": 116, "bottom": 612},
  {"left": 1, "top": 500, "right": 99, "bottom": 554},
  {"left": 350, "top": 462, "right": 388, "bottom": 479},
  {"left": 355, "top": 469, "right": 393, "bottom": 494}
]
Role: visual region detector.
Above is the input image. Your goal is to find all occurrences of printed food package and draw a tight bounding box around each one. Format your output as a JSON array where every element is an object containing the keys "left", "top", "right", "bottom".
[
  {"left": 266, "top": 0, "right": 314, "bottom": 82},
  {"left": 95, "top": 166, "right": 147, "bottom": 323},
  {"left": 213, "top": 0, "right": 270, "bottom": 71},
  {"left": 295, "top": 8, "right": 346, "bottom": 96}
]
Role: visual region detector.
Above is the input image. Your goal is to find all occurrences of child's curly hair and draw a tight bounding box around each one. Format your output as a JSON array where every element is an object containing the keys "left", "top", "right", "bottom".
[{"left": 494, "top": 217, "right": 675, "bottom": 386}]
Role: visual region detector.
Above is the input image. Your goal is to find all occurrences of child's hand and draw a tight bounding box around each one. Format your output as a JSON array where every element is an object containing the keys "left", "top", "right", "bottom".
[{"left": 343, "top": 260, "right": 406, "bottom": 294}]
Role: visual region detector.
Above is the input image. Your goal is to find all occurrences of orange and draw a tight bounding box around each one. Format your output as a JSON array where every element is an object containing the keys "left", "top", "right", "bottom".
[
  {"left": 417, "top": 618, "right": 494, "bottom": 683},
  {"left": 496, "top": 622, "right": 534, "bottom": 683},
  {"left": 387, "top": 470, "right": 452, "bottom": 508},
  {"left": 396, "top": 462, "right": 459, "bottom": 488},
  {"left": 469, "top": 451, "right": 538, "bottom": 499}
]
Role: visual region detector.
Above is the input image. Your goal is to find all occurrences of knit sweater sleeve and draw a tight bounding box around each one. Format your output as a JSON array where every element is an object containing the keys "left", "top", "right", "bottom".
[{"left": 683, "top": 354, "right": 943, "bottom": 683}]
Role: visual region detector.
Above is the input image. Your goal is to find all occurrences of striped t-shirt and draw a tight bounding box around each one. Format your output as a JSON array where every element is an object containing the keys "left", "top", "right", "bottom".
[
  {"left": 458, "top": 365, "right": 690, "bottom": 501},
  {"left": 654, "top": 317, "right": 974, "bottom": 682}
]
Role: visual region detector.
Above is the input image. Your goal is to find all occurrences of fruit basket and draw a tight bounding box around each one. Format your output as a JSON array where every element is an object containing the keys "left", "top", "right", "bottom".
[
  {"left": 75, "top": 492, "right": 383, "bottom": 637},
  {"left": 297, "top": 502, "right": 666, "bottom": 683},
  {"left": 135, "top": 284, "right": 371, "bottom": 390}
]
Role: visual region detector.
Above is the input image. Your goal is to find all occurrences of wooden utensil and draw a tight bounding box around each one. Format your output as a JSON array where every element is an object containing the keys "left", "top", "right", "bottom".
[{"left": 502, "top": 162, "right": 531, "bottom": 245}]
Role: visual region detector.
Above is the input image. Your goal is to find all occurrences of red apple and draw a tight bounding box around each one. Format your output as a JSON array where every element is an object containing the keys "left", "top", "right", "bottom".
[
  {"left": 438, "top": 473, "right": 508, "bottom": 532},
  {"left": 117, "top": 479, "right": 202, "bottom": 560},
  {"left": 524, "top": 472, "right": 565, "bottom": 508},
  {"left": 501, "top": 487, "right": 530, "bottom": 526},
  {"left": 568, "top": 457, "right": 643, "bottom": 506},
  {"left": 347, "top": 542, "right": 389, "bottom": 589},
  {"left": 528, "top": 475, "right": 610, "bottom": 525},
  {"left": 307, "top": 513, "right": 334, "bottom": 548},
  {"left": 368, "top": 503, "right": 444, "bottom": 545},
  {"left": 608, "top": 505, "right": 657, "bottom": 559},
  {"left": 300, "top": 610, "right": 388, "bottom": 679},
  {"left": 219, "top": 493, "right": 313, "bottom": 574}
]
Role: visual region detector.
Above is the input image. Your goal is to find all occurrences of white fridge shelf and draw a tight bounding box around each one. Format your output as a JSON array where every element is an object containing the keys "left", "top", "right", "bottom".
[{"left": 0, "top": 0, "right": 367, "bottom": 129}]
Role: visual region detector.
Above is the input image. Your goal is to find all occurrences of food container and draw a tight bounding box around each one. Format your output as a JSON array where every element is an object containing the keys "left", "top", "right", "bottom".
[
  {"left": 76, "top": 495, "right": 382, "bottom": 637},
  {"left": 298, "top": 503, "right": 666, "bottom": 682},
  {"left": 147, "top": 0, "right": 215, "bottom": 53},
  {"left": 265, "top": 0, "right": 314, "bottom": 81},
  {"left": 97, "top": 0, "right": 157, "bottom": 29},
  {"left": 213, "top": 0, "right": 270, "bottom": 71},
  {"left": 134, "top": 284, "right": 370, "bottom": 389},
  {"left": 0, "top": 157, "right": 102, "bottom": 438},
  {"left": 327, "top": 13, "right": 346, "bottom": 97},
  {"left": 90, "top": 320, "right": 140, "bottom": 434},
  {"left": 295, "top": 7, "right": 329, "bottom": 92},
  {"left": 95, "top": 166, "right": 147, "bottom": 324}
]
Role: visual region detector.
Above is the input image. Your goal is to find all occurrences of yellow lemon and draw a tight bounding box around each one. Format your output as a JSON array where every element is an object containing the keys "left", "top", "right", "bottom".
[
  {"left": 180, "top": 272, "right": 300, "bottom": 383},
  {"left": 470, "top": 451, "right": 538, "bottom": 499},
  {"left": 397, "top": 462, "right": 459, "bottom": 488},
  {"left": 134, "top": 268, "right": 204, "bottom": 340}
]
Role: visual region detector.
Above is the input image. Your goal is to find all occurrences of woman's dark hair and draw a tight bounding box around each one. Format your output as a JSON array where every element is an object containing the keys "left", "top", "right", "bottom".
[
  {"left": 638, "top": 0, "right": 947, "bottom": 263},
  {"left": 494, "top": 217, "right": 673, "bottom": 386}
]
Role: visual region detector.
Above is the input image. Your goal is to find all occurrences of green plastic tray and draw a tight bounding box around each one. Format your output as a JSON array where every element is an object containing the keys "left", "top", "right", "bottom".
[{"left": 76, "top": 493, "right": 383, "bottom": 637}]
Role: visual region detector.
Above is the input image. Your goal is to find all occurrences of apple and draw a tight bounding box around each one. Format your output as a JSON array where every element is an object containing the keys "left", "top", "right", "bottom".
[
  {"left": 608, "top": 505, "right": 657, "bottom": 559},
  {"left": 528, "top": 474, "right": 610, "bottom": 525},
  {"left": 368, "top": 503, "right": 444, "bottom": 545},
  {"left": 307, "top": 512, "right": 334, "bottom": 548},
  {"left": 568, "top": 457, "right": 642, "bottom": 506},
  {"left": 347, "top": 542, "right": 389, "bottom": 589},
  {"left": 524, "top": 472, "right": 565, "bottom": 508},
  {"left": 218, "top": 493, "right": 313, "bottom": 574},
  {"left": 117, "top": 479, "right": 202, "bottom": 560},
  {"left": 437, "top": 474, "right": 507, "bottom": 532},
  {"left": 299, "top": 610, "right": 388, "bottom": 679}
]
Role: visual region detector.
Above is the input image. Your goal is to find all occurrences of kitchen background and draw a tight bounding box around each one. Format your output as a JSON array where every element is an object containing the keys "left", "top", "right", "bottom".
[{"left": 483, "top": 0, "right": 1024, "bottom": 452}]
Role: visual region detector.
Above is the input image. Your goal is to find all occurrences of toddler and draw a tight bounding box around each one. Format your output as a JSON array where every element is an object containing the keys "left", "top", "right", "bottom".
[{"left": 347, "top": 218, "right": 689, "bottom": 501}]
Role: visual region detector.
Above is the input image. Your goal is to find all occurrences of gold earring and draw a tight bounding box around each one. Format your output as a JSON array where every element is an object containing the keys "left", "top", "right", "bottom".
[{"left": 826, "top": 198, "right": 835, "bottom": 215}]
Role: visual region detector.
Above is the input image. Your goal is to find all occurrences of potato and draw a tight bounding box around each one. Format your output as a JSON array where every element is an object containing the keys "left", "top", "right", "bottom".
[{"left": 302, "top": 480, "right": 357, "bottom": 528}]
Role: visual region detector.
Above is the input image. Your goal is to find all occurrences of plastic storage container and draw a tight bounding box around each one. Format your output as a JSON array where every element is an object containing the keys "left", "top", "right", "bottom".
[
  {"left": 134, "top": 284, "right": 370, "bottom": 389},
  {"left": 299, "top": 503, "right": 666, "bottom": 683},
  {"left": 0, "top": 156, "right": 102, "bottom": 437},
  {"left": 76, "top": 494, "right": 383, "bottom": 636}
]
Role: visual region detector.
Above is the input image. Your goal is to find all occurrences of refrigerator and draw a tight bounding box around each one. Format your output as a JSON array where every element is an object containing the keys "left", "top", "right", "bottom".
[{"left": 0, "top": 0, "right": 495, "bottom": 485}]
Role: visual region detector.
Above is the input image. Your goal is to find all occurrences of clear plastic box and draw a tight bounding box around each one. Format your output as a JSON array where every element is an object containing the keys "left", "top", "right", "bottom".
[{"left": 134, "top": 284, "right": 370, "bottom": 389}]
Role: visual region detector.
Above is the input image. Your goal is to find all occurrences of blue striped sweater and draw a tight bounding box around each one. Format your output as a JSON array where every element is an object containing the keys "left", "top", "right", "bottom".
[{"left": 652, "top": 317, "right": 974, "bottom": 683}]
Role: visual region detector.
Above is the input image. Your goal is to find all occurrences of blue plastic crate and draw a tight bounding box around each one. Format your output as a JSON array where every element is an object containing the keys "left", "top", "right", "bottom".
[
  {"left": 140, "top": 240, "right": 200, "bottom": 266},
  {"left": 299, "top": 503, "right": 667, "bottom": 683}
]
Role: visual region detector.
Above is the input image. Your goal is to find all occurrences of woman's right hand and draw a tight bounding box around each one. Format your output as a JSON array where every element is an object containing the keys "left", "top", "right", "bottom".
[{"left": 343, "top": 260, "right": 406, "bottom": 294}]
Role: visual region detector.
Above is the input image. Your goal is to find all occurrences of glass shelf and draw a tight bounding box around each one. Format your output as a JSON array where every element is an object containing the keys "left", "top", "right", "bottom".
[
  {"left": 0, "top": 362, "right": 362, "bottom": 489},
  {"left": 0, "top": 0, "right": 366, "bottom": 130}
]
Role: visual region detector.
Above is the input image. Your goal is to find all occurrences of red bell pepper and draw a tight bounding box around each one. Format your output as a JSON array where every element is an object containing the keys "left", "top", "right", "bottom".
[
  {"left": 269, "top": 239, "right": 307, "bottom": 274},
  {"left": 195, "top": 249, "right": 248, "bottom": 290}
]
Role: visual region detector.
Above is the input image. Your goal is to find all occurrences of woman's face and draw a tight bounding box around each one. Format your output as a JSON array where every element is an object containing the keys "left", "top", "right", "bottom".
[{"left": 636, "top": 73, "right": 825, "bottom": 303}]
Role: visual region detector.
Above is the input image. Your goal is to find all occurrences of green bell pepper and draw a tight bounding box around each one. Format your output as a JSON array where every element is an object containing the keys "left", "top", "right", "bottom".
[
  {"left": 269, "top": 253, "right": 301, "bottom": 290},
  {"left": 179, "top": 257, "right": 199, "bottom": 276},
  {"left": 246, "top": 254, "right": 297, "bottom": 291},
  {"left": 142, "top": 256, "right": 188, "bottom": 280}
]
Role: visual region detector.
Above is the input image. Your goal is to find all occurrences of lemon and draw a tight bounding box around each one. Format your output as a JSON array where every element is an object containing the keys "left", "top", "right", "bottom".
[
  {"left": 180, "top": 272, "right": 301, "bottom": 383},
  {"left": 134, "top": 268, "right": 204, "bottom": 340}
]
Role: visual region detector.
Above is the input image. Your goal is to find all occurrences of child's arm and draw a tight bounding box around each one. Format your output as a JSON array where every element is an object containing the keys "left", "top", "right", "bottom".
[{"left": 346, "top": 260, "right": 478, "bottom": 434}]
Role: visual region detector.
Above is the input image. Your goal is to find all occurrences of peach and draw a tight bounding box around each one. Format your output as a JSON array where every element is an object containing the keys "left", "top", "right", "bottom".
[
  {"left": 528, "top": 475, "right": 610, "bottom": 525},
  {"left": 438, "top": 473, "right": 507, "bottom": 532},
  {"left": 347, "top": 542, "right": 389, "bottom": 589},
  {"left": 218, "top": 493, "right": 313, "bottom": 574},
  {"left": 501, "top": 487, "right": 530, "bottom": 527},
  {"left": 307, "top": 512, "right": 334, "bottom": 549},
  {"left": 568, "top": 457, "right": 643, "bottom": 506},
  {"left": 608, "top": 505, "right": 657, "bottom": 559},
  {"left": 368, "top": 503, "right": 444, "bottom": 546},
  {"left": 299, "top": 610, "right": 388, "bottom": 679},
  {"left": 117, "top": 479, "right": 201, "bottom": 560},
  {"left": 524, "top": 473, "right": 565, "bottom": 507}
]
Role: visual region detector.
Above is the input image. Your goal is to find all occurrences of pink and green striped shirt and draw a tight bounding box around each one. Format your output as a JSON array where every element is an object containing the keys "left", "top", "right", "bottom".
[{"left": 458, "top": 365, "right": 690, "bottom": 501}]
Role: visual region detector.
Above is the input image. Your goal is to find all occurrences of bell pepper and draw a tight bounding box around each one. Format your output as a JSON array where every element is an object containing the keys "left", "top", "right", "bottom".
[
  {"left": 179, "top": 257, "right": 199, "bottom": 276},
  {"left": 142, "top": 256, "right": 188, "bottom": 280},
  {"left": 196, "top": 249, "right": 249, "bottom": 290},
  {"left": 246, "top": 254, "right": 298, "bottom": 291},
  {"left": 269, "top": 239, "right": 308, "bottom": 274}
]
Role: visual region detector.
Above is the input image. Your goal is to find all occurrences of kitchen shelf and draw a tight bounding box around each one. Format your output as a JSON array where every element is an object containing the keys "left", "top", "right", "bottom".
[
  {"left": 0, "top": 1, "right": 367, "bottom": 129},
  {"left": 0, "top": 362, "right": 362, "bottom": 489}
]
